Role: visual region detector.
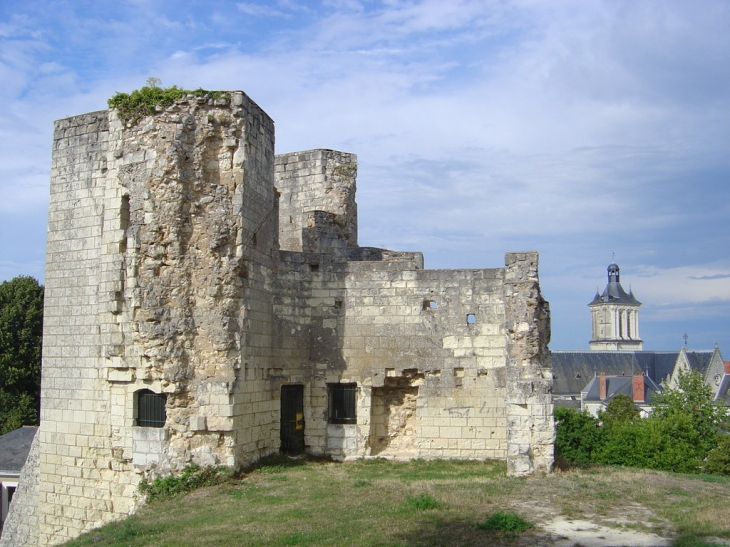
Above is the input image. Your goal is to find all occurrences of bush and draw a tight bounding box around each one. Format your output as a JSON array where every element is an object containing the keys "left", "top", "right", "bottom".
[
  {"left": 705, "top": 434, "right": 730, "bottom": 476},
  {"left": 477, "top": 511, "right": 532, "bottom": 534},
  {"left": 600, "top": 393, "right": 640, "bottom": 427},
  {"left": 554, "top": 406, "right": 603, "bottom": 464},
  {"left": 108, "top": 82, "right": 227, "bottom": 126},
  {"left": 556, "top": 371, "right": 729, "bottom": 474}
]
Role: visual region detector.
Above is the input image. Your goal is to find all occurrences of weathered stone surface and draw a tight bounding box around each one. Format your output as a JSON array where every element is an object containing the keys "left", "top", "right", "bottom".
[{"left": 7, "top": 90, "right": 554, "bottom": 546}]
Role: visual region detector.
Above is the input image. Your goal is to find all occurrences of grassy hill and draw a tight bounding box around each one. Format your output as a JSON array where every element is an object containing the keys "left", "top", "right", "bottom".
[{"left": 63, "top": 457, "right": 730, "bottom": 547}]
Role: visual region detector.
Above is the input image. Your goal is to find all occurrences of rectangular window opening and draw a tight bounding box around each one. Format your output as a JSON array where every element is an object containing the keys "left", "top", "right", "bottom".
[
  {"left": 328, "top": 383, "right": 357, "bottom": 424},
  {"left": 423, "top": 299, "right": 437, "bottom": 310},
  {"left": 467, "top": 313, "right": 476, "bottom": 324},
  {"left": 309, "top": 263, "right": 319, "bottom": 273},
  {"left": 136, "top": 389, "right": 167, "bottom": 428}
]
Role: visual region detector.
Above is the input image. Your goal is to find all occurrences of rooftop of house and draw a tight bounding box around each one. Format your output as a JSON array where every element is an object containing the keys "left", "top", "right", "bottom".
[
  {"left": 582, "top": 374, "right": 662, "bottom": 404},
  {"left": 551, "top": 350, "right": 717, "bottom": 395},
  {"left": 0, "top": 426, "right": 37, "bottom": 475}
]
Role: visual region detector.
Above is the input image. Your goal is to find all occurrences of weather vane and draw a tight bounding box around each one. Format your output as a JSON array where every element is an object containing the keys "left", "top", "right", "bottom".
[{"left": 683, "top": 333, "right": 688, "bottom": 347}]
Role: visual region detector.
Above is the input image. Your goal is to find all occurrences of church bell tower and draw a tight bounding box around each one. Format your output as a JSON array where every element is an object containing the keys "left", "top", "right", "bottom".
[{"left": 588, "top": 262, "right": 643, "bottom": 351}]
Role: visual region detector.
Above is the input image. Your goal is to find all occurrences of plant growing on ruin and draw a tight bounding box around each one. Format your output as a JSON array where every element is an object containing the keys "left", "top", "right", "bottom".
[
  {"left": 108, "top": 81, "right": 228, "bottom": 126},
  {"left": 139, "top": 463, "right": 233, "bottom": 502}
]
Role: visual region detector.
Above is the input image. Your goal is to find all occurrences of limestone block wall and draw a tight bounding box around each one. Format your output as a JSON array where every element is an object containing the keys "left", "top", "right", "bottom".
[
  {"left": 96, "top": 91, "right": 278, "bottom": 476},
  {"left": 504, "top": 252, "right": 554, "bottom": 476},
  {"left": 35, "top": 110, "right": 124, "bottom": 545},
  {"left": 6, "top": 93, "right": 553, "bottom": 546},
  {"left": 14, "top": 92, "right": 282, "bottom": 545},
  {"left": 275, "top": 150, "right": 358, "bottom": 252},
  {"left": 335, "top": 264, "right": 512, "bottom": 460},
  {"left": 270, "top": 250, "right": 541, "bottom": 462}
]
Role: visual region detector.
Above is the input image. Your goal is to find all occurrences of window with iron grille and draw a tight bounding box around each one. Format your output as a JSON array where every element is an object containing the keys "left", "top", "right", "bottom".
[
  {"left": 136, "top": 389, "right": 167, "bottom": 428},
  {"left": 328, "top": 383, "right": 357, "bottom": 424}
]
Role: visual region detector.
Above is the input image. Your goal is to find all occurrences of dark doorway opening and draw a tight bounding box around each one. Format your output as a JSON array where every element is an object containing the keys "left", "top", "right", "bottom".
[{"left": 280, "top": 385, "right": 305, "bottom": 454}]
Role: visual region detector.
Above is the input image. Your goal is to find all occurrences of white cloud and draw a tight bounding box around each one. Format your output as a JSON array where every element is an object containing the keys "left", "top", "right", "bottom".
[{"left": 0, "top": 0, "right": 728, "bottom": 350}]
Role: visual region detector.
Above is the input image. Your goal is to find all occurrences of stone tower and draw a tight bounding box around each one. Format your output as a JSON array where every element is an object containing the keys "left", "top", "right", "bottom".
[{"left": 588, "top": 263, "right": 643, "bottom": 350}]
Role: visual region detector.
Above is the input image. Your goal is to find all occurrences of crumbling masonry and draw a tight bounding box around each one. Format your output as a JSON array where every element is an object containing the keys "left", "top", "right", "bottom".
[{"left": 1, "top": 90, "right": 553, "bottom": 546}]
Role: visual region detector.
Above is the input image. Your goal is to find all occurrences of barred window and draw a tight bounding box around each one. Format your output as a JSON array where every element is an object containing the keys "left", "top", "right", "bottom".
[
  {"left": 328, "top": 383, "right": 357, "bottom": 424},
  {"left": 136, "top": 389, "right": 167, "bottom": 428}
]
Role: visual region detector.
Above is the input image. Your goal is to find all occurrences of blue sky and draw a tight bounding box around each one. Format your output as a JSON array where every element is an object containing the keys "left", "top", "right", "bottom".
[{"left": 1, "top": 0, "right": 729, "bottom": 352}]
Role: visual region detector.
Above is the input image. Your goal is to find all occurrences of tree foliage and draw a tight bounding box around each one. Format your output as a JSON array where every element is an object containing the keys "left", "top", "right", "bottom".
[
  {"left": 600, "top": 393, "right": 640, "bottom": 427},
  {"left": 0, "top": 276, "right": 43, "bottom": 434},
  {"left": 555, "top": 371, "right": 729, "bottom": 475},
  {"left": 652, "top": 370, "right": 727, "bottom": 456},
  {"left": 554, "top": 406, "right": 603, "bottom": 464}
]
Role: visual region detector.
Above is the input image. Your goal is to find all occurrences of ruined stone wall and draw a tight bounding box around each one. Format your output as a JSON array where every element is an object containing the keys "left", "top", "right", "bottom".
[
  {"left": 270, "top": 152, "right": 552, "bottom": 464},
  {"left": 271, "top": 251, "right": 522, "bottom": 461},
  {"left": 275, "top": 150, "right": 358, "bottom": 253},
  {"left": 99, "top": 91, "right": 278, "bottom": 475},
  {"left": 10, "top": 94, "right": 553, "bottom": 546},
  {"left": 504, "top": 252, "right": 554, "bottom": 475},
  {"left": 334, "top": 264, "right": 511, "bottom": 460}
]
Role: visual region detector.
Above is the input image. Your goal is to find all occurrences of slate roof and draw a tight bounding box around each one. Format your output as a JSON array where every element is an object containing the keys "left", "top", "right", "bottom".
[
  {"left": 551, "top": 350, "right": 718, "bottom": 396},
  {"left": 582, "top": 374, "right": 662, "bottom": 403},
  {"left": 0, "top": 426, "right": 37, "bottom": 475},
  {"left": 588, "top": 263, "right": 641, "bottom": 306}
]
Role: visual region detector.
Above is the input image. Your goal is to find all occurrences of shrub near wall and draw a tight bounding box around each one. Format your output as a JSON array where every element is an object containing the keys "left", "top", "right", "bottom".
[{"left": 554, "top": 406, "right": 603, "bottom": 465}]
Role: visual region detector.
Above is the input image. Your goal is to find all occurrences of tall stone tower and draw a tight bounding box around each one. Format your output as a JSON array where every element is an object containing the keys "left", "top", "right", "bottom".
[{"left": 588, "top": 263, "right": 643, "bottom": 350}]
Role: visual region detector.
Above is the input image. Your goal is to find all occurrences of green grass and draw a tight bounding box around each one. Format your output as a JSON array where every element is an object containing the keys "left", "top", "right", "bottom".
[
  {"left": 405, "top": 493, "right": 441, "bottom": 511},
  {"left": 62, "top": 458, "right": 730, "bottom": 547},
  {"left": 477, "top": 511, "right": 533, "bottom": 534}
]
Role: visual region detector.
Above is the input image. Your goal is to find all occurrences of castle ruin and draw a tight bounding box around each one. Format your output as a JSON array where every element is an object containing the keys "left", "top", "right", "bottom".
[{"left": 1, "top": 90, "right": 553, "bottom": 546}]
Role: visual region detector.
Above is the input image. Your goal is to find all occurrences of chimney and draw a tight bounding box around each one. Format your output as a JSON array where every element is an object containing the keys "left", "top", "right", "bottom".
[
  {"left": 633, "top": 374, "right": 645, "bottom": 402},
  {"left": 724, "top": 361, "right": 730, "bottom": 375},
  {"left": 599, "top": 372, "right": 607, "bottom": 400}
]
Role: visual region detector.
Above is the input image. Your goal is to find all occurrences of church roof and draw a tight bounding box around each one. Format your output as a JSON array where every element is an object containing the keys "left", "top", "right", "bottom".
[
  {"left": 582, "top": 374, "right": 662, "bottom": 403},
  {"left": 551, "top": 350, "right": 716, "bottom": 395},
  {"left": 589, "top": 263, "right": 641, "bottom": 306}
]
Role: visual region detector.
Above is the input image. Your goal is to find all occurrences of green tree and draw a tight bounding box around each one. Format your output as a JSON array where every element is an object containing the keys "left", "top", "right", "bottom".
[
  {"left": 600, "top": 393, "right": 640, "bottom": 428},
  {"left": 554, "top": 406, "right": 603, "bottom": 464},
  {"left": 596, "top": 371, "right": 728, "bottom": 473},
  {"left": 705, "top": 434, "right": 730, "bottom": 476},
  {"left": 651, "top": 370, "right": 727, "bottom": 458},
  {"left": 0, "top": 276, "right": 44, "bottom": 434}
]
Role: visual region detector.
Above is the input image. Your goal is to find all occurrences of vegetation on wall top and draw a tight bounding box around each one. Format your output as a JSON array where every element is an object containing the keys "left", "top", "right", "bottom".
[{"left": 108, "top": 78, "right": 227, "bottom": 126}]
